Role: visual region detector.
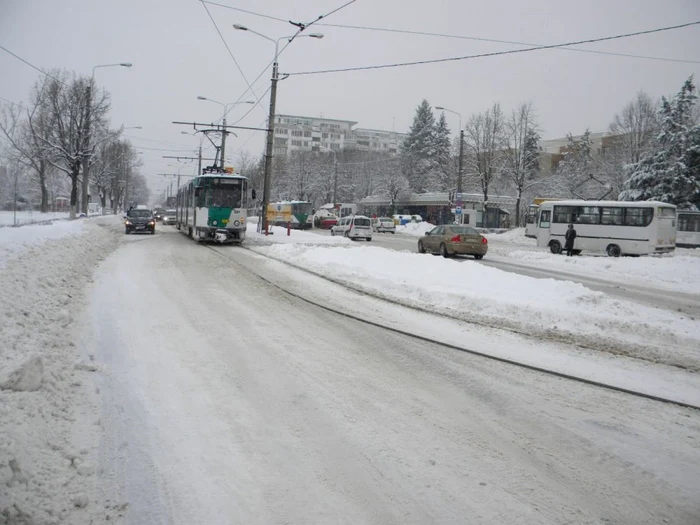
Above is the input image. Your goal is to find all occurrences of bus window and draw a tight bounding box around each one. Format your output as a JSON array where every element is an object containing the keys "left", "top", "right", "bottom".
[
  {"left": 553, "top": 206, "right": 577, "bottom": 223},
  {"left": 600, "top": 207, "right": 624, "bottom": 225},
  {"left": 624, "top": 208, "right": 653, "bottom": 227},
  {"left": 658, "top": 207, "right": 676, "bottom": 219},
  {"left": 577, "top": 206, "right": 600, "bottom": 225},
  {"left": 539, "top": 209, "right": 551, "bottom": 228}
]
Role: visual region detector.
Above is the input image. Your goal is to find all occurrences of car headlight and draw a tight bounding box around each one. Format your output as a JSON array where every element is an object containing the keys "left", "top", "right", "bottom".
[
  {"left": 125, "top": 220, "right": 132, "bottom": 225},
  {"left": 148, "top": 220, "right": 155, "bottom": 225}
]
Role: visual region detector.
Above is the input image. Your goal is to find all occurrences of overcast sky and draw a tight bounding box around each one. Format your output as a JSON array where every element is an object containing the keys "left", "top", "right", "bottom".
[{"left": 2, "top": 0, "right": 699, "bottom": 196}]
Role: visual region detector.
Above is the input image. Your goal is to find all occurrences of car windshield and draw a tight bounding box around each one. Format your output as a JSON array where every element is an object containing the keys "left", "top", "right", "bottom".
[
  {"left": 166, "top": 210, "right": 176, "bottom": 215},
  {"left": 128, "top": 210, "right": 151, "bottom": 218}
]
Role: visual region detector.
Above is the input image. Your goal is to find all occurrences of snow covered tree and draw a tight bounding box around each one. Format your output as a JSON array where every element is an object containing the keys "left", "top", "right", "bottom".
[
  {"left": 464, "top": 103, "right": 505, "bottom": 208},
  {"left": 553, "top": 130, "right": 603, "bottom": 199},
  {"left": 400, "top": 99, "right": 439, "bottom": 192},
  {"left": 620, "top": 76, "right": 700, "bottom": 209},
  {"left": 376, "top": 158, "right": 409, "bottom": 214},
  {"left": 433, "top": 112, "right": 453, "bottom": 191},
  {"left": 502, "top": 103, "right": 540, "bottom": 226}
]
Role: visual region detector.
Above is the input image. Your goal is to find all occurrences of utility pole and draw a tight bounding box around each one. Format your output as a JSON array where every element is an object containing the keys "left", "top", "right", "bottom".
[
  {"left": 81, "top": 79, "right": 93, "bottom": 216},
  {"left": 458, "top": 128, "right": 464, "bottom": 224},
  {"left": 123, "top": 163, "right": 130, "bottom": 211},
  {"left": 261, "top": 60, "right": 278, "bottom": 233},
  {"left": 220, "top": 117, "right": 227, "bottom": 169}
]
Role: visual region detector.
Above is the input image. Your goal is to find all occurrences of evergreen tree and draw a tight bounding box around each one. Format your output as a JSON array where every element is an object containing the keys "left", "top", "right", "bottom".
[
  {"left": 433, "top": 112, "right": 453, "bottom": 191},
  {"left": 620, "top": 76, "right": 700, "bottom": 209},
  {"left": 400, "top": 99, "right": 439, "bottom": 192}
]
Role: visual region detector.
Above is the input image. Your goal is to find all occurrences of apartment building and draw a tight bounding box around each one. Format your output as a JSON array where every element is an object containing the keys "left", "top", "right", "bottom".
[{"left": 272, "top": 114, "right": 406, "bottom": 157}]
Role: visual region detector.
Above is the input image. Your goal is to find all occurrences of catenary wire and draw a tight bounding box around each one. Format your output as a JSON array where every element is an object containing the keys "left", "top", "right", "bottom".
[
  {"left": 285, "top": 20, "right": 700, "bottom": 75},
  {"left": 198, "top": 2, "right": 699, "bottom": 64},
  {"left": 0, "top": 44, "right": 68, "bottom": 85},
  {"left": 313, "top": 22, "right": 700, "bottom": 65}
]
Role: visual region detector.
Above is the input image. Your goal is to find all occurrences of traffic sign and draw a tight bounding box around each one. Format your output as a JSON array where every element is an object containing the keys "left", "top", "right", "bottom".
[
  {"left": 455, "top": 207, "right": 462, "bottom": 215},
  {"left": 456, "top": 192, "right": 463, "bottom": 200}
]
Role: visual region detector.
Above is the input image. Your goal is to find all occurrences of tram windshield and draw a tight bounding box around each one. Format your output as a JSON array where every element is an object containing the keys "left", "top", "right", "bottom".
[{"left": 202, "top": 186, "right": 243, "bottom": 208}]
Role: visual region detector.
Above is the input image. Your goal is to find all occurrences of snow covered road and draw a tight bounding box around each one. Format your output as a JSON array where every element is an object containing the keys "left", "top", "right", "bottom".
[{"left": 85, "top": 226, "right": 700, "bottom": 524}]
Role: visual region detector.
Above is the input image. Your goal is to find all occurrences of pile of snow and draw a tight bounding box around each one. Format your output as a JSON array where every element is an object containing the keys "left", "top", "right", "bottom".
[
  {"left": 0, "top": 219, "right": 86, "bottom": 268},
  {"left": 246, "top": 222, "right": 350, "bottom": 245},
  {"left": 254, "top": 244, "right": 700, "bottom": 370},
  {"left": 507, "top": 250, "right": 700, "bottom": 294},
  {"left": 396, "top": 221, "right": 435, "bottom": 237},
  {"left": 0, "top": 219, "right": 122, "bottom": 523}
]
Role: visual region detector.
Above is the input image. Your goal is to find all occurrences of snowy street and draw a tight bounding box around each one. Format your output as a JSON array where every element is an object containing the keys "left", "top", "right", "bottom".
[{"left": 2, "top": 217, "right": 700, "bottom": 524}]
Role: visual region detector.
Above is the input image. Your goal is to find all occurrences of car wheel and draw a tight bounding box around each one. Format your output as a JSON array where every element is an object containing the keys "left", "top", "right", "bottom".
[
  {"left": 606, "top": 244, "right": 621, "bottom": 257},
  {"left": 331, "top": 230, "right": 335, "bottom": 236},
  {"left": 125, "top": 229, "right": 130, "bottom": 235},
  {"left": 549, "top": 240, "right": 562, "bottom": 254},
  {"left": 418, "top": 240, "right": 426, "bottom": 253},
  {"left": 391, "top": 231, "right": 395, "bottom": 234},
  {"left": 151, "top": 230, "right": 155, "bottom": 235},
  {"left": 440, "top": 243, "right": 450, "bottom": 258},
  {"left": 367, "top": 237, "right": 372, "bottom": 242},
  {"left": 474, "top": 254, "right": 484, "bottom": 260}
]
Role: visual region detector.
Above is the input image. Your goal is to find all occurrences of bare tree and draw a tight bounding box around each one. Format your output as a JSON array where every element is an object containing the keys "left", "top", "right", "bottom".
[
  {"left": 502, "top": 103, "right": 541, "bottom": 227},
  {"left": 376, "top": 158, "right": 409, "bottom": 215},
  {"left": 36, "top": 71, "right": 111, "bottom": 218},
  {"left": 609, "top": 91, "right": 660, "bottom": 165},
  {"left": 464, "top": 103, "right": 505, "bottom": 209}
]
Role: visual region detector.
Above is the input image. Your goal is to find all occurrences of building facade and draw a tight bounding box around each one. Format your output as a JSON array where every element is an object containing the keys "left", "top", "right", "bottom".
[{"left": 272, "top": 114, "right": 406, "bottom": 157}]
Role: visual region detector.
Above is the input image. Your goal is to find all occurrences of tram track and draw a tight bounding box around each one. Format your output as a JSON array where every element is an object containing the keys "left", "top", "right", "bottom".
[{"left": 205, "top": 243, "right": 700, "bottom": 412}]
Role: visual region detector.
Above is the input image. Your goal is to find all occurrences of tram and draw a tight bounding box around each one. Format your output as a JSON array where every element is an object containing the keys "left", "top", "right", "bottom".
[
  {"left": 267, "top": 201, "right": 313, "bottom": 229},
  {"left": 176, "top": 169, "right": 255, "bottom": 244}
]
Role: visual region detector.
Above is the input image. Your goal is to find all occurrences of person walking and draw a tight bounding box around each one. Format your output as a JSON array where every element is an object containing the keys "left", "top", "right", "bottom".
[{"left": 565, "top": 223, "right": 577, "bottom": 256}]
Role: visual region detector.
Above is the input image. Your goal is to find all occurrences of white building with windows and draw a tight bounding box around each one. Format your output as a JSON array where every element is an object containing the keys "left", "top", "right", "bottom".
[{"left": 272, "top": 114, "right": 406, "bottom": 157}]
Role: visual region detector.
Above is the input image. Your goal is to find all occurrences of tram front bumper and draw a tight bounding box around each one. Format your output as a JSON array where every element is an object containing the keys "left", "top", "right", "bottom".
[{"left": 196, "top": 227, "right": 246, "bottom": 243}]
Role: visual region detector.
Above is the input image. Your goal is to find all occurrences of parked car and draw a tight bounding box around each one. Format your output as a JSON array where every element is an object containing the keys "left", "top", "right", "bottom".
[
  {"left": 161, "top": 209, "right": 177, "bottom": 225},
  {"left": 331, "top": 215, "right": 372, "bottom": 241},
  {"left": 372, "top": 217, "right": 396, "bottom": 234},
  {"left": 125, "top": 208, "right": 156, "bottom": 235},
  {"left": 319, "top": 216, "right": 338, "bottom": 229},
  {"left": 417, "top": 225, "right": 487, "bottom": 259}
]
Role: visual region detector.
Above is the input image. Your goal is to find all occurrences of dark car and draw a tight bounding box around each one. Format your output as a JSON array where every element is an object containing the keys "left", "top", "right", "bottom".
[
  {"left": 418, "top": 225, "right": 488, "bottom": 259},
  {"left": 153, "top": 208, "right": 165, "bottom": 221},
  {"left": 125, "top": 209, "right": 156, "bottom": 234}
]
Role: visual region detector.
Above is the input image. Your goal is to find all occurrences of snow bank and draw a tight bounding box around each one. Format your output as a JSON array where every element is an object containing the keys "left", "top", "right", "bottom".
[
  {"left": 0, "top": 218, "right": 86, "bottom": 268},
  {"left": 0, "top": 220, "right": 122, "bottom": 524},
  {"left": 254, "top": 244, "right": 700, "bottom": 370},
  {"left": 507, "top": 250, "right": 700, "bottom": 294},
  {"left": 396, "top": 221, "right": 435, "bottom": 236},
  {"left": 246, "top": 221, "right": 351, "bottom": 245}
]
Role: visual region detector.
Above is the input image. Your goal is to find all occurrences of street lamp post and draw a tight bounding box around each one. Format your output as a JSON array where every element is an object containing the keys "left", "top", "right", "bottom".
[
  {"left": 82, "top": 62, "right": 132, "bottom": 216},
  {"left": 233, "top": 24, "right": 323, "bottom": 233},
  {"left": 197, "top": 97, "right": 253, "bottom": 169},
  {"left": 436, "top": 106, "right": 464, "bottom": 224}
]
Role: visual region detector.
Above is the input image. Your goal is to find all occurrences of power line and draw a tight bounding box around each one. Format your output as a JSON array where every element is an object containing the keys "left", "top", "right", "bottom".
[
  {"left": 0, "top": 44, "right": 67, "bottom": 85},
  {"left": 285, "top": 20, "right": 700, "bottom": 76},
  {"left": 200, "top": 1, "right": 287, "bottom": 23},
  {"left": 200, "top": 1, "right": 267, "bottom": 118},
  {"left": 313, "top": 22, "right": 700, "bottom": 65}
]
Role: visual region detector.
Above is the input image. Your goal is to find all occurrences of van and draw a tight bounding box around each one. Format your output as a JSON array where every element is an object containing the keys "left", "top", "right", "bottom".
[
  {"left": 372, "top": 217, "right": 396, "bottom": 234},
  {"left": 330, "top": 215, "right": 373, "bottom": 241}
]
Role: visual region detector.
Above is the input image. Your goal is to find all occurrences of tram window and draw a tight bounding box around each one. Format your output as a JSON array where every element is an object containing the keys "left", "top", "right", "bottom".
[
  {"left": 195, "top": 187, "right": 205, "bottom": 208},
  {"left": 207, "top": 187, "right": 243, "bottom": 208}
]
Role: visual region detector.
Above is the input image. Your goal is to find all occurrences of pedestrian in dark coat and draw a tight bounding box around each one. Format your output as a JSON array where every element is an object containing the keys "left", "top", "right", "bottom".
[{"left": 565, "top": 223, "right": 577, "bottom": 256}]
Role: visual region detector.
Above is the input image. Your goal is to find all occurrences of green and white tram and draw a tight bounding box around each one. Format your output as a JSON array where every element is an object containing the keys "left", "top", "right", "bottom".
[{"left": 176, "top": 171, "right": 255, "bottom": 244}]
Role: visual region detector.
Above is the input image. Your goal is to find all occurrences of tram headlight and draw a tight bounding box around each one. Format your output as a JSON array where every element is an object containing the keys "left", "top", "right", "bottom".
[{"left": 212, "top": 220, "right": 218, "bottom": 226}]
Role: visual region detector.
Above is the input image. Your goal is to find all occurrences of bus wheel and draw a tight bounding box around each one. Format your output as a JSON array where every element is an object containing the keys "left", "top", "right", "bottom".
[
  {"left": 549, "top": 240, "right": 562, "bottom": 254},
  {"left": 606, "top": 244, "right": 621, "bottom": 257}
]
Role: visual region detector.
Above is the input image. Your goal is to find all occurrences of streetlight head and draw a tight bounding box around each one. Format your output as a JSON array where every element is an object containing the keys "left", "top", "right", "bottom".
[
  {"left": 308, "top": 33, "right": 324, "bottom": 39},
  {"left": 435, "top": 106, "right": 445, "bottom": 110},
  {"left": 243, "top": 100, "right": 255, "bottom": 104},
  {"left": 120, "top": 63, "right": 133, "bottom": 68},
  {"left": 197, "top": 96, "right": 207, "bottom": 100},
  {"left": 133, "top": 126, "right": 142, "bottom": 129},
  {"left": 233, "top": 24, "right": 248, "bottom": 31}
]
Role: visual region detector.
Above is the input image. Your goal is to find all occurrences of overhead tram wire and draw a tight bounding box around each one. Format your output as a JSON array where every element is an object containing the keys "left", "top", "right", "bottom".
[
  {"left": 312, "top": 22, "right": 700, "bottom": 65},
  {"left": 283, "top": 20, "right": 700, "bottom": 76},
  {"left": 0, "top": 44, "right": 68, "bottom": 86},
  {"left": 206, "top": 0, "right": 358, "bottom": 128},
  {"left": 199, "top": 1, "right": 288, "bottom": 23}
]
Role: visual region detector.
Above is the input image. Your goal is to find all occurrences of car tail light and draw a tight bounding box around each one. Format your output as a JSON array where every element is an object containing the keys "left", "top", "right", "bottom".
[
  {"left": 481, "top": 237, "right": 488, "bottom": 244},
  {"left": 450, "top": 235, "right": 461, "bottom": 243}
]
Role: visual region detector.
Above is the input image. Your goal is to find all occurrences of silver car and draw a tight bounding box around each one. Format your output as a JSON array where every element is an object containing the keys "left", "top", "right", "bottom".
[{"left": 418, "top": 225, "right": 488, "bottom": 259}]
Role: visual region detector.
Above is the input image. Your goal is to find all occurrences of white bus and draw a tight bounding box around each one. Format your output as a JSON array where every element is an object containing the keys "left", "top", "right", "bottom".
[
  {"left": 525, "top": 198, "right": 563, "bottom": 238},
  {"left": 677, "top": 210, "right": 700, "bottom": 248},
  {"left": 534, "top": 200, "right": 676, "bottom": 256}
]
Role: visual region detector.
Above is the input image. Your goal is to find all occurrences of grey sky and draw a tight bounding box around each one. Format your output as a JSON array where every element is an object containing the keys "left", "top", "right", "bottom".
[{"left": 2, "top": 0, "right": 699, "bottom": 197}]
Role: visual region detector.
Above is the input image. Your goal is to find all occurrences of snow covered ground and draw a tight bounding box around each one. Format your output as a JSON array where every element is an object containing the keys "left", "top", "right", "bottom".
[
  {"left": 251, "top": 242, "right": 700, "bottom": 371},
  {"left": 246, "top": 222, "right": 351, "bottom": 245},
  {"left": 0, "top": 210, "right": 74, "bottom": 227},
  {"left": 0, "top": 216, "right": 123, "bottom": 523}
]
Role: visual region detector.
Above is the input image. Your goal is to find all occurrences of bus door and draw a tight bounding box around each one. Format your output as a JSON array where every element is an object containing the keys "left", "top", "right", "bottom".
[{"left": 536, "top": 208, "right": 552, "bottom": 247}]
